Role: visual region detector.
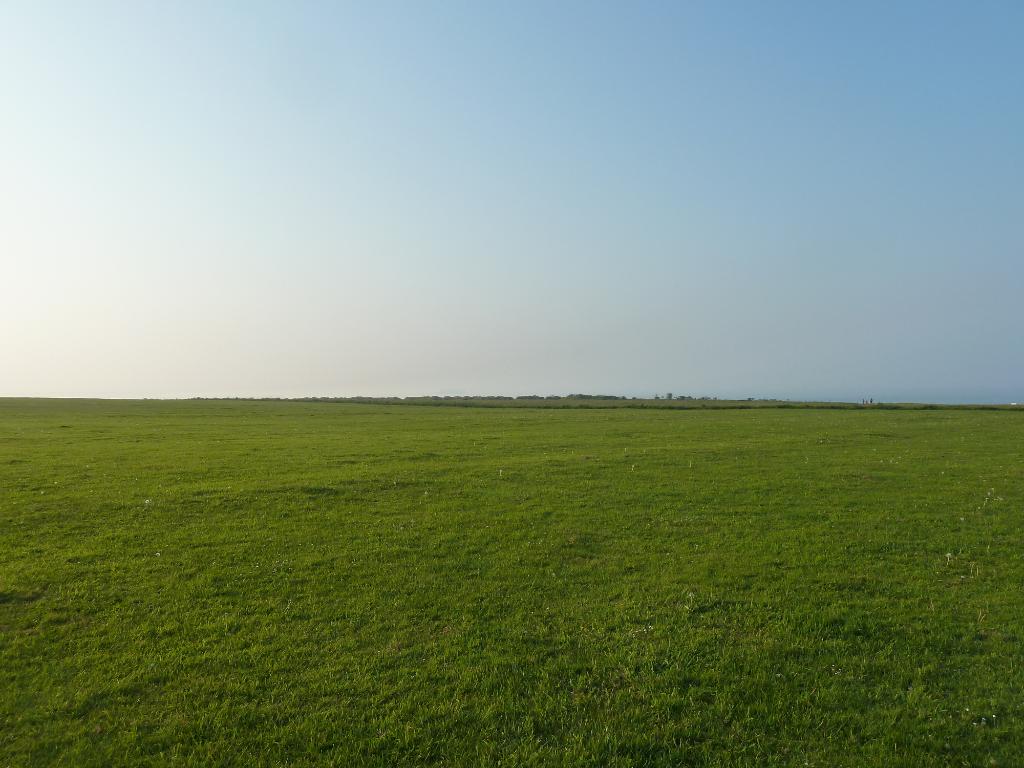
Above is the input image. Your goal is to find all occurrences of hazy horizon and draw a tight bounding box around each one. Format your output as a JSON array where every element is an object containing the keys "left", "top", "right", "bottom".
[
  {"left": 3, "top": 2, "right": 1022, "bottom": 403},
  {"left": 2, "top": 390, "right": 1020, "bottom": 406}
]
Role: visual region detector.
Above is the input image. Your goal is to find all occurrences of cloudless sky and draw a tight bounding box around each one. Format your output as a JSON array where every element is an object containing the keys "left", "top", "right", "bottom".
[{"left": 2, "top": 1, "right": 1022, "bottom": 401}]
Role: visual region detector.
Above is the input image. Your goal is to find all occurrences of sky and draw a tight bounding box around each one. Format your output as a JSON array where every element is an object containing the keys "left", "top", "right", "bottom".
[{"left": 1, "top": 1, "right": 1022, "bottom": 402}]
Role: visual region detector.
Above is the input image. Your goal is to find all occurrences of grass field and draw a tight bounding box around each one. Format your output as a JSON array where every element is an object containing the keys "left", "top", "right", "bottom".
[{"left": 2, "top": 398, "right": 1022, "bottom": 766}]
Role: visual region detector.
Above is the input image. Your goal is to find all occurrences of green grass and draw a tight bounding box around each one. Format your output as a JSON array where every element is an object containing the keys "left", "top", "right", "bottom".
[{"left": 2, "top": 398, "right": 1022, "bottom": 767}]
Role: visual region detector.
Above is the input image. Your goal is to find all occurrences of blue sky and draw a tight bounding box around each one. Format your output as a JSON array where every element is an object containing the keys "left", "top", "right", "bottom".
[{"left": 1, "top": 2, "right": 1021, "bottom": 401}]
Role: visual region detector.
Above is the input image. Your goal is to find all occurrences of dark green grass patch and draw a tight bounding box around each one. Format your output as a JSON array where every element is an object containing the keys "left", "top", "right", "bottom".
[{"left": 1, "top": 399, "right": 1022, "bottom": 766}]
